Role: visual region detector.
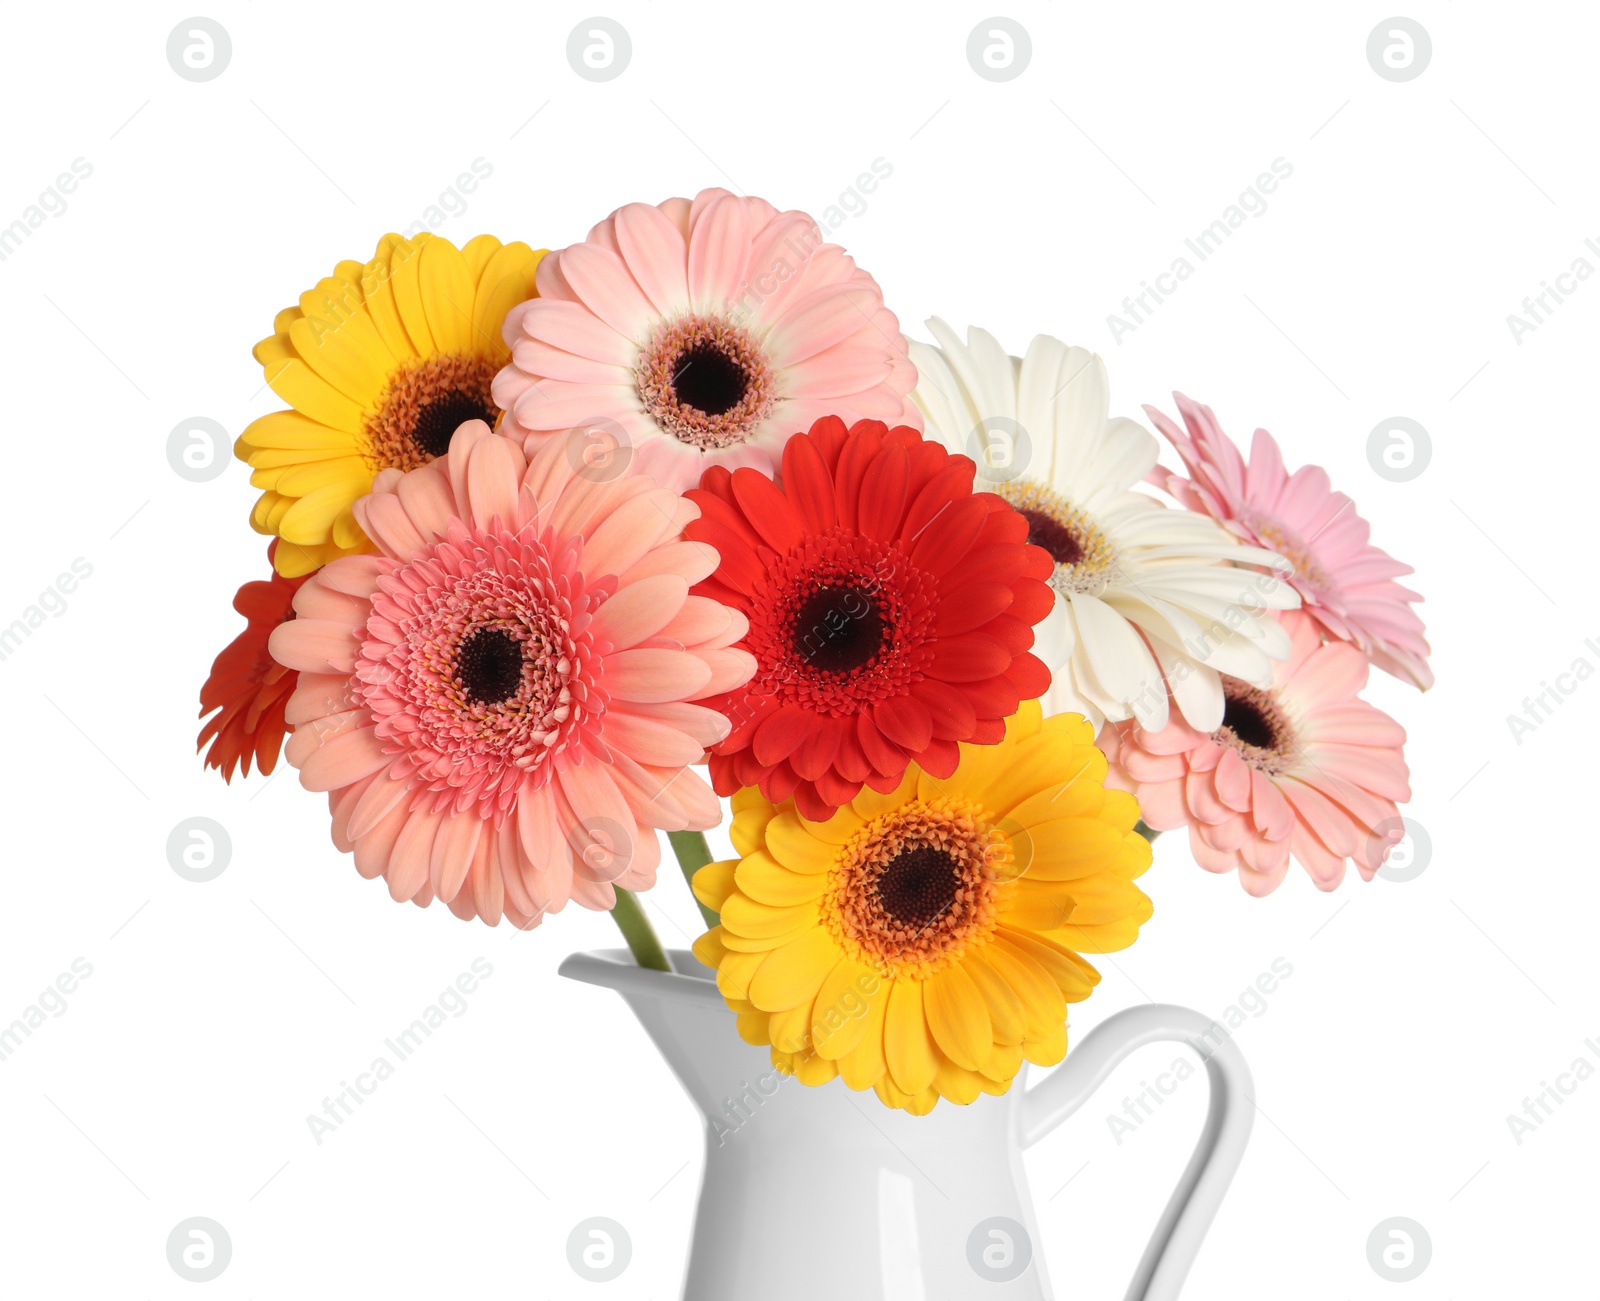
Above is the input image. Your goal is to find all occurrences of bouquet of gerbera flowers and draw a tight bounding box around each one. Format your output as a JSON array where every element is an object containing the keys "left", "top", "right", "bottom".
[{"left": 199, "top": 188, "right": 1429, "bottom": 1115}]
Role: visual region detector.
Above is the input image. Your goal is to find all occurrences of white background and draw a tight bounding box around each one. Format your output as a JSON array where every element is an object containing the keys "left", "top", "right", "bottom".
[{"left": 0, "top": 2, "right": 1592, "bottom": 1297}]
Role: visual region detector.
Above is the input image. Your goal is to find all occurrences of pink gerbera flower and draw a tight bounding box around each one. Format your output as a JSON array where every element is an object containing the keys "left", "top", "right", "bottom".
[
  {"left": 268, "top": 420, "right": 754, "bottom": 928},
  {"left": 1146, "top": 394, "right": 1433, "bottom": 690},
  {"left": 1100, "top": 610, "right": 1411, "bottom": 895},
  {"left": 492, "top": 187, "right": 920, "bottom": 492}
]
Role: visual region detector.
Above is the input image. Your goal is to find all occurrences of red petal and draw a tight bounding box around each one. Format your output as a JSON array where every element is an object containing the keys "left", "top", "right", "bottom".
[
  {"left": 909, "top": 678, "right": 978, "bottom": 740},
  {"left": 915, "top": 738, "right": 960, "bottom": 778},
  {"left": 791, "top": 717, "right": 843, "bottom": 781},
  {"left": 909, "top": 493, "right": 990, "bottom": 575},
  {"left": 929, "top": 635, "right": 1010, "bottom": 683},
  {"left": 969, "top": 718, "right": 1005, "bottom": 745},
  {"left": 752, "top": 702, "right": 813, "bottom": 766},
  {"left": 974, "top": 500, "right": 1029, "bottom": 545},
  {"left": 976, "top": 612, "right": 1035, "bottom": 656},
  {"left": 806, "top": 416, "right": 851, "bottom": 471},
  {"left": 1005, "top": 652, "right": 1052, "bottom": 701},
  {"left": 811, "top": 765, "right": 861, "bottom": 809},
  {"left": 794, "top": 778, "right": 848, "bottom": 822},
  {"left": 781, "top": 430, "right": 838, "bottom": 532},
  {"left": 857, "top": 442, "right": 910, "bottom": 541},
  {"left": 857, "top": 710, "right": 909, "bottom": 776},
  {"left": 832, "top": 722, "right": 873, "bottom": 782},
  {"left": 686, "top": 520, "right": 768, "bottom": 595},
  {"left": 832, "top": 422, "right": 884, "bottom": 535},
  {"left": 934, "top": 580, "right": 1013, "bottom": 636},
  {"left": 904, "top": 461, "right": 976, "bottom": 542},
  {"left": 1007, "top": 578, "right": 1055, "bottom": 627},
  {"left": 731, "top": 468, "right": 806, "bottom": 555},
  {"left": 759, "top": 760, "right": 802, "bottom": 804},
  {"left": 873, "top": 694, "right": 934, "bottom": 751},
  {"left": 963, "top": 675, "right": 1024, "bottom": 719}
]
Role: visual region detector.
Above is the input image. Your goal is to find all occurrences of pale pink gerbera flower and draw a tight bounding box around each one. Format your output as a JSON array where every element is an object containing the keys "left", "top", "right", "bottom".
[
  {"left": 492, "top": 187, "right": 919, "bottom": 492},
  {"left": 1147, "top": 394, "right": 1433, "bottom": 690},
  {"left": 269, "top": 421, "right": 754, "bottom": 928},
  {"left": 1100, "top": 611, "right": 1411, "bottom": 895}
]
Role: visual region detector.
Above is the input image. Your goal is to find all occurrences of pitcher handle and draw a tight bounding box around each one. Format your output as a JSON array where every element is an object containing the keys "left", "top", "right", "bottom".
[{"left": 1020, "top": 1003, "right": 1254, "bottom": 1301}]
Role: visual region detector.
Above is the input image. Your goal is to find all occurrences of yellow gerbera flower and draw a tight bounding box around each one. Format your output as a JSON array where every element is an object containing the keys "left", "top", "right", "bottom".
[
  {"left": 691, "top": 700, "right": 1154, "bottom": 1114},
  {"left": 236, "top": 232, "right": 545, "bottom": 576}
]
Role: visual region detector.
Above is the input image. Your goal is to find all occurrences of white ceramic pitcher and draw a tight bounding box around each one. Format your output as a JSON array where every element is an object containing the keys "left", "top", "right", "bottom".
[{"left": 561, "top": 948, "right": 1253, "bottom": 1301}]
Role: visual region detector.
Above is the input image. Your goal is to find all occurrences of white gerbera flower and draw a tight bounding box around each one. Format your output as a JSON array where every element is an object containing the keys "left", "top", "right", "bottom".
[{"left": 908, "top": 319, "right": 1299, "bottom": 733}]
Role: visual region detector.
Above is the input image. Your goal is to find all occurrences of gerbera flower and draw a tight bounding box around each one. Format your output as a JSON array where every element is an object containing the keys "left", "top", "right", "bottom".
[
  {"left": 267, "top": 420, "right": 754, "bottom": 928},
  {"left": 238, "top": 232, "right": 545, "bottom": 577},
  {"left": 1146, "top": 393, "right": 1433, "bottom": 689},
  {"left": 909, "top": 320, "right": 1299, "bottom": 734},
  {"left": 492, "top": 187, "right": 920, "bottom": 493},
  {"left": 691, "top": 699, "right": 1152, "bottom": 1114},
  {"left": 1100, "top": 610, "right": 1411, "bottom": 895},
  {"left": 682, "top": 415, "right": 1055, "bottom": 822},
  {"left": 197, "top": 541, "right": 307, "bottom": 780}
]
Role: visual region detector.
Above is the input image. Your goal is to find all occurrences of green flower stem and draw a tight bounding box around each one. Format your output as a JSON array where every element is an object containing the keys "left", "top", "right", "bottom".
[
  {"left": 669, "top": 830, "right": 720, "bottom": 929},
  {"left": 609, "top": 888, "right": 671, "bottom": 972},
  {"left": 1135, "top": 820, "right": 1163, "bottom": 844}
]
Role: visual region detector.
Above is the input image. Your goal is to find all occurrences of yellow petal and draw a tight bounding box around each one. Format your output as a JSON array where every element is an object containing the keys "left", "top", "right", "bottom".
[
  {"left": 715, "top": 947, "right": 768, "bottom": 1000},
  {"left": 460, "top": 233, "right": 503, "bottom": 282},
  {"left": 735, "top": 851, "right": 829, "bottom": 906},
  {"left": 287, "top": 311, "right": 390, "bottom": 408},
  {"left": 884, "top": 978, "right": 938, "bottom": 1095},
  {"left": 767, "top": 1000, "right": 814, "bottom": 1053},
  {"left": 982, "top": 1040, "right": 1024, "bottom": 1084},
  {"left": 999, "top": 929, "right": 1101, "bottom": 1001},
  {"left": 964, "top": 951, "right": 1027, "bottom": 1045},
  {"left": 1023, "top": 1019, "right": 1067, "bottom": 1067},
  {"left": 924, "top": 964, "right": 991, "bottom": 1073},
  {"left": 933, "top": 1057, "right": 983, "bottom": 1105},
  {"left": 388, "top": 234, "right": 435, "bottom": 355},
  {"left": 979, "top": 732, "right": 1101, "bottom": 818},
  {"left": 691, "top": 926, "right": 726, "bottom": 970},
  {"left": 997, "top": 884, "right": 1076, "bottom": 932},
  {"left": 983, "top": 938, "right": 1066, "bottom": 1037},
  {"left": 419, "top": 236, "right": 476, "bottom": 356},
  {"left": 850, "top": 768, "right": 918, "bottom": 822},
  {"left": 362, "top": 245, "right": 416, "bottom": 360},
  {"left": 262, "top": 357, "right": 365, "bottom": 434},
  {"left": 237, "top": 408, "right": 357, "bottom": 453},
  {"left": 270, "top": 456, "right": 371, "bottom": 498},
  {"left": 734, "top": 1009, "right": 771, "bottom": 1045},
  {"left": 808, "top": 958, "right": 880, "bottom": 1061},
  {"left": 278, "top": 478, "right": 368, "bottom": 546},
  {"left": 719, "top": 891, "right": 819, "bottom": 941},
  {"left": 837, "top": 982, "right": 890, "bottom": 1090},
  {"left": 748, "top": 927, "right": 839, "bottom": 1013},
  {"left": 331, "top": 508, "right": 372, "bottom": 552},
  {"left": 793, "top": 1051, "right": 839, "bottom": 1087},
  {"left": 472, "top": 241, "right": 545, "bottom": 360},
  {"left": 1003, "top": 772, "right": 1107, "bottom": 825},
  {"left": 1014, "top": 816, "right": 1125, "bottom": 882},
  {"left": 875, "top": 1077, "right": 939, "bottom": 1115},
  {"left": 692, "top": 859, "right": 738, "bottom": 910},
  {"left": 762, "top": 811, "right": 838, "bottom": 874}
]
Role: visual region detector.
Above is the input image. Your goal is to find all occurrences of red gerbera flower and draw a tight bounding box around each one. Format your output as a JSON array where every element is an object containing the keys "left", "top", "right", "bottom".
[
  {"left": 684, "top": 416, "right": 1055, "bottom": 820},
  {"left": 198, "top": 542, "right": 308, "bottom": 781}
]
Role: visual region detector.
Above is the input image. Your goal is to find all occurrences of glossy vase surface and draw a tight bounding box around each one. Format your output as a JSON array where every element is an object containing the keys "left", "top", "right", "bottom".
[{"left": 561, "top": 948, "right": 1253, "bottom": 1301}]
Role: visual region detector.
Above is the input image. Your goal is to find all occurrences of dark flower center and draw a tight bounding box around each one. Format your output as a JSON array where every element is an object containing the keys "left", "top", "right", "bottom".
[
  {"left": 877, "top": 846, "right": 961, "bottom": 930},
  {"left": 456, "top": 627, "right": 525, "bottom": 705},
  {"left": 1017, "top": 508, "right": 1085, "bottom": 567},
  {"left": 791, "top": 584, "right": 885, "bottom": 673},
  {"left": 411, "top": 390, "right": 499, "bottom": 459},
  {"left": 1221, "top": 694, "right": 1276, "bottom": 750},
  {"left": 672, "top": 342, "right": 748, "bottom": 416}
]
